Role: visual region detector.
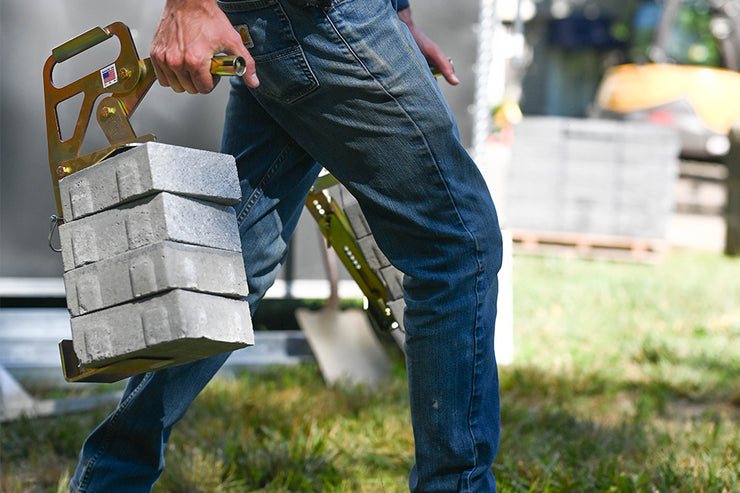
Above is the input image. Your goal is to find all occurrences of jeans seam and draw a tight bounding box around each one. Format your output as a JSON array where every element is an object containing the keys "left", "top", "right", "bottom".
[
  {"left": 326, "top": 10, "right": 487, "bottom": 488},
  {"left": 322, "top": 12, "right": 369, "bottom": 74},
  {"left": 322, "top": 11, "right": 471, "bottom": 242},
  {"left": 74, "top": 372, "right": 155, "bottom": 492},
  {"left": 463, "top": 253, "right": 485, "bottom": 492},
  {"left": 236, "top": 143, "right": 293, "bottom": 225}
]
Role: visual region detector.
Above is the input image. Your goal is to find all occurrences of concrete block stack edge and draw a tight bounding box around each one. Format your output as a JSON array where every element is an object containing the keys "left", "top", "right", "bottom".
[
  {"left": 57, "top": 143, "right": 253, "bottom": 367},
  {"left": 334, "top": 185, "right": 406, "bottom": 334},
  {"left": 59, "top": 142, "right": 242, "bottom": 221},
  {"left": 506, "top": 117, "right": 680, "bottom": 238}
]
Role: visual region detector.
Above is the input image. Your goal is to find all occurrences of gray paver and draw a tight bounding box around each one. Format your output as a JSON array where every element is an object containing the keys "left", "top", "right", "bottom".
[
  {"left": 386, "top": 299, "right": 406, "bottom": 332},
  {"left": 380, "top": 265, "right": 404, "bottom": 301},
  {"left": 58, "top": 192, "right": 241, "bottom": 271},
  {"left": 506, "top": 117, "right": 679, "bottom": 238},
  {"left": 337, "top": 188, "right": 372, "bottom": 238},
  {"left": 356, "top": 236, "right": 390, "bottom": 271},
  {"left": 71, "top": 288, "right": 253, "bottom": 367},
  {"left": 59, "top": 142, "right": 241, "bottom": 221},
  {"left": 64, "top": 241, "right": 248, "bottom": 316}
]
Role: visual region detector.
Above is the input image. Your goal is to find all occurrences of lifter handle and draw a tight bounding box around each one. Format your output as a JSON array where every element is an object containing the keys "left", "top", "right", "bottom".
[{"left": 52, "top": 26, "right": 110, "bottom": 63}]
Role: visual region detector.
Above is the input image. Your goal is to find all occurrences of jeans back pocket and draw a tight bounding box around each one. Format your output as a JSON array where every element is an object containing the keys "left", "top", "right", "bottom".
[{"left": 218, "top": 0, "right": 319, "bottom": 103}]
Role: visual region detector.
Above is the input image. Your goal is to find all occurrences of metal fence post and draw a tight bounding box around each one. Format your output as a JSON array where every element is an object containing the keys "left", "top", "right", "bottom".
[{"left": 725, "top": 127, "right": 740, "bottom": 255}]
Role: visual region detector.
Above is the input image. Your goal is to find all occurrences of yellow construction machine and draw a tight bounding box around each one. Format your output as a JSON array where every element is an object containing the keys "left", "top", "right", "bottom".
[{"left": 592, "top": 0, "right": 740, "bottom": 159}]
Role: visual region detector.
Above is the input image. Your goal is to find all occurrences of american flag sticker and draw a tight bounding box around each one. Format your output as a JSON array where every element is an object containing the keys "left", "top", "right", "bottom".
[{"left": 100, "top": 63, "right": 118, "bottom": 88}]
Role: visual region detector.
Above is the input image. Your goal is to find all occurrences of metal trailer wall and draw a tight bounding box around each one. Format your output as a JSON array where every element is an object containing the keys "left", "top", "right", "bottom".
[{"left": 0, "top": 0, "right": 477, "bottom": 290}]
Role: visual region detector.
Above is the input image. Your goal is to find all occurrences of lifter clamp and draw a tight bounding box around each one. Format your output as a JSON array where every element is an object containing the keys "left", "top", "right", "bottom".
[
  {"left": 43, "top": 22, "right": 247, "bottom": 383},
  {"left": 43, "top": 21, "right": 246, "bottom": 219},
  {"left": 43, "top": 22, "right": 158, "bottom": 218}
]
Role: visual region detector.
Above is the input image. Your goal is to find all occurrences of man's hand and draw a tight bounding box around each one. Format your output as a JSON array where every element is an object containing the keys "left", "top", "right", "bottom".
[
  {"left": 150, "top": 0, "right": 259, "bottom": 94},
  {"left": 397, "top": 7, "right": 459, "bottom": 85}
]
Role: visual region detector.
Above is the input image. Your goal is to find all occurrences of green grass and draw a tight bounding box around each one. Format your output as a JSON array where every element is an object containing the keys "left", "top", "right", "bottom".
[
  {"left": 2, "top": 251, "right": 740, "bottom": 492},
  {"left": 498, "top": 252, "right": 740, "bottom": 492}
]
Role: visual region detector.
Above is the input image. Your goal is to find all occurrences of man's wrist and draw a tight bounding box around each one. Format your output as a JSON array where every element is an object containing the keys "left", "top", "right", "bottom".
[
  {"left": 164, "top": 0, "right": 219, "bottom": 9},
  {"left": 397, "top": 7, "right": 413, "bottom": 30}
]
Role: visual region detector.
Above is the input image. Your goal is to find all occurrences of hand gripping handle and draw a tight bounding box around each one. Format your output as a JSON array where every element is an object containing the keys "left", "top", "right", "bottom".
[{"left": 43, "top": 22, "right": 248, "bottom": 218}]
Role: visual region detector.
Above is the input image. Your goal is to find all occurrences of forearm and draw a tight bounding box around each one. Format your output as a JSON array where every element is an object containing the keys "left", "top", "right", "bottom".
[
  {"left": 162, "top": 0, "right": 218, "bottom": 9},
  {"left": 160, "top": 0, "right": 222, "bottom": 22},
  {"left": 397, "top": 7, "right": 412, "bottom": 28}
]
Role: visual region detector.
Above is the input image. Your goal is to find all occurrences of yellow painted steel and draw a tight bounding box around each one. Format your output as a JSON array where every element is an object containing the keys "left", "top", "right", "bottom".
[
  {"left": 59, "top": 340, "right": 172, "bottom": 383},
  {"left": 43, "top": 23, "right": 249, "bottom": 218},
  {"left": 304, "top": 187, "right": 397, "bottom": 333}
]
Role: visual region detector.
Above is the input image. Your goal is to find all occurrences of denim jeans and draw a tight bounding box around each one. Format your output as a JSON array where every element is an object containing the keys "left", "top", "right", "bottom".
[{"left": 70, "top": 0, "right": 503, "bottom": 491}]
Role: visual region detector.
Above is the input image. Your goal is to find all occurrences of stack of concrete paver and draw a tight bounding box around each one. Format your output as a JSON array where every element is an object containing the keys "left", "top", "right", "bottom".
[
  {"left": 336, "top": 186, "right": 405, "bottom": 333},
  {"left": 506, "top": 117, "right": 680, "bottom": 239},
  {"left": 57, "top": 142, "right": 253, "bottom": 370}
]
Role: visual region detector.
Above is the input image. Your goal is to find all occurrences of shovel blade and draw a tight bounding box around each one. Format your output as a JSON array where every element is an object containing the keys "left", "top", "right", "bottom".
[{"left": 296, "top": 307, "right": 391, "bottom": 388}]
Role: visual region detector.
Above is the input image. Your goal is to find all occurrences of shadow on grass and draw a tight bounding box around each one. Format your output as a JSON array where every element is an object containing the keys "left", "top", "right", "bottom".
[
  {"left": 3, "top": 359, "right": 739, "bottom": 492},
  {"left": 154, "top": 363, "right": 413, "bottom": 492},
  {"left": 496, "top": 365, "right": 740, "bottom": 492}
]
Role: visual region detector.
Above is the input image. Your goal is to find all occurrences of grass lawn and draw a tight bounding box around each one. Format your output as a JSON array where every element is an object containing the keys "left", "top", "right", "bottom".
[{"left": 2, "top": 251, "right": 740, "bottom": 492}]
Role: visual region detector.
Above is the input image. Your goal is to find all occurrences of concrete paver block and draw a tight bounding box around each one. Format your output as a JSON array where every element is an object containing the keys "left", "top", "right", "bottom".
[
  {"left": 380, "top": 265, "right": 404, "bottom": 301},
  {"left": 356, "top": 235, "right": 391, "bottom": 270},
  {"left": 59, "top": 192, "right": 241, "bottom": 271},
  {"left": 64, "top": 241, "right": 248, "bottom": 316},
  {"left": 59, "top": 142, "right": 241, "bottom": 221},
  {"left": 71, "top": 288, "right": 253, "bottom": 367},
  {"left": 386, "top": 298, "right": 406, "bottom": 333},
  {"left": 337, "top": 189, "right": 372, "bottom": 239}
]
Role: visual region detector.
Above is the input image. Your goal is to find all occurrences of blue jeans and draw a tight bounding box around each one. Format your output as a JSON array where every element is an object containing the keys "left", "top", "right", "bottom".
[{"left": 70, "top": 0, "right": 503, "bottom": 491}]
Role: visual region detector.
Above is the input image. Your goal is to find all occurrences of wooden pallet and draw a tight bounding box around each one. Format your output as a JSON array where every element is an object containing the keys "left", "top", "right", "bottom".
[{"left": 509, "top": 229, "right": 667, "bottom": 262}]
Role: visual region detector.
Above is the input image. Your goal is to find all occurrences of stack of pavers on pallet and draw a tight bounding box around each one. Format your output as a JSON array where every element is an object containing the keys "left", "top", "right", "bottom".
[
  {"left": 57, "top": 142, "right": 253, "bottom": 372},
  {"left": 506, "top": 117, "right": 680, "bottom": 242}
]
